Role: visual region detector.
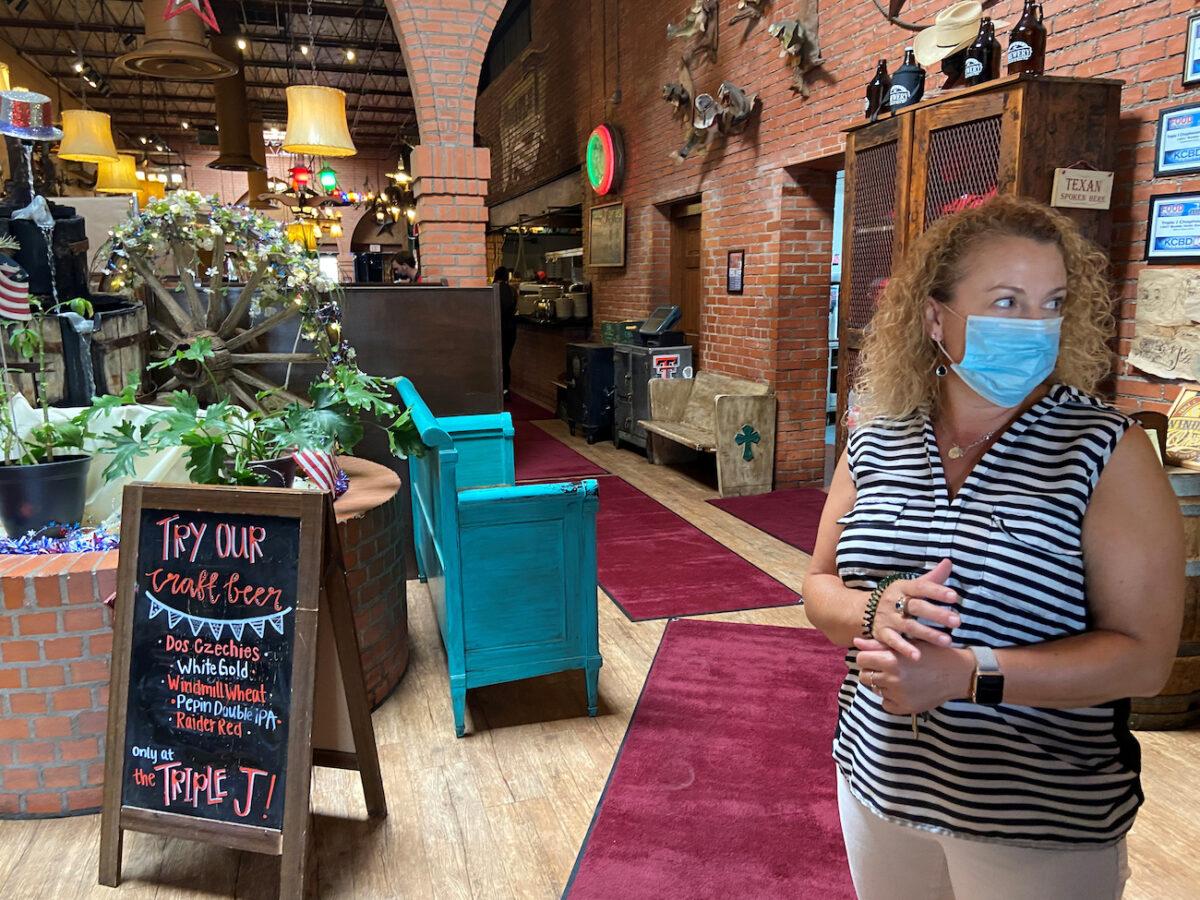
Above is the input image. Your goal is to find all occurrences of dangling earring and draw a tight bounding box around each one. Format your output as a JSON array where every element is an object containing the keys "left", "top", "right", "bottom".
[{"left": 935, "top": 363, "right": 948, "bottom": 378}]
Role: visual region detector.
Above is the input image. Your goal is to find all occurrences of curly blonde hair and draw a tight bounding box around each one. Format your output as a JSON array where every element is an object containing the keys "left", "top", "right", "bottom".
[{"left": 854, "top": 195, "right": 1115, "bottom": 421}]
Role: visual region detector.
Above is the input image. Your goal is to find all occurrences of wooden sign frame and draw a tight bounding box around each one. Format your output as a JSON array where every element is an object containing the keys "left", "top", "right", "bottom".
[{"left": 98, "top": 483, "right": 386, "bottom": 898}]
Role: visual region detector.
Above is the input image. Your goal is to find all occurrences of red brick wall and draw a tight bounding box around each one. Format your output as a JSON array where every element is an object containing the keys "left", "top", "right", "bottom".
[
  {"left": 338, "top": 492, "right": 409, "bottom": 709},
  {"left": 0, "top": 552, "right": 116, "bottom": 818},
  {"left": 475, "top": 0, "right": 1200, "bottom": 482}
]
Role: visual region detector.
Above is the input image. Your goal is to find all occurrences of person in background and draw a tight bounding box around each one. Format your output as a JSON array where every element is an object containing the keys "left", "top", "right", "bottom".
[
  {"left": 495, "top": 266, "right": 517, "bottom": 395},
  {"left": 391, "top": 250, "right": 420, "bottom": 284},
  {"left": 802, "top": 195, "right": 1183, "bottom": 900}
]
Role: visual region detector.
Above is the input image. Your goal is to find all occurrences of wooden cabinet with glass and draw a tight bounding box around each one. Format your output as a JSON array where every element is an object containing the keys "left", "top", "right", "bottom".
[{"left": 835, "top": 73, "right": 1122, "bottom": 449}]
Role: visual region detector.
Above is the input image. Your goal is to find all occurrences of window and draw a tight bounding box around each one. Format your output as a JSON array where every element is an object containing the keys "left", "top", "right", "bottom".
[{"left": 480, "top": 0, "right": 531, "bottom": 90}]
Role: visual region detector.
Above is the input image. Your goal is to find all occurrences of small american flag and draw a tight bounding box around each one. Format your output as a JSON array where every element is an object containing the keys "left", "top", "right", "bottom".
[
  {"left": 0, "top": 255, "right": 31, "bottom": 322},
  {"left": 293, "top": 449, "right": 347, "bottom": 496}
]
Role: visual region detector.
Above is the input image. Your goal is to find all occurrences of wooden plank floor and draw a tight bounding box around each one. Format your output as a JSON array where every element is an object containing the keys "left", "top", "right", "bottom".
[{"left": 2, "top": 421, "right": 1197, "bottom": 898}]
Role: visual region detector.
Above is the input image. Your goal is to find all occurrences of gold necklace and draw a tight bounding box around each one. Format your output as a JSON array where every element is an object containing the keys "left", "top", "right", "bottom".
[{"left": 946, "top": 428, "right": 996, "bottom": 460}]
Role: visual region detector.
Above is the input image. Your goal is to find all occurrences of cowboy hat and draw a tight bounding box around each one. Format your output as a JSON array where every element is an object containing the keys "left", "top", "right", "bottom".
[{"left": 913, "top": 2, "right": 1008, "bottom": 67}]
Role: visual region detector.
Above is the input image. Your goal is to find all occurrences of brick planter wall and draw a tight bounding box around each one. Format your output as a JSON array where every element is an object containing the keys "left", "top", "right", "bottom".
[
  {"left": 335, "top": 463, "right": 410, "bottom": 709},
  {"left": 0, "top": 551, "right": 117, "bottom": 818}
]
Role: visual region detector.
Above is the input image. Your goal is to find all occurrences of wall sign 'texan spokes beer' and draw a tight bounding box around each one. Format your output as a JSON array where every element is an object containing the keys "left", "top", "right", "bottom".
[{"left": 99, "top": 484, "right": 385, "bottom": 899}]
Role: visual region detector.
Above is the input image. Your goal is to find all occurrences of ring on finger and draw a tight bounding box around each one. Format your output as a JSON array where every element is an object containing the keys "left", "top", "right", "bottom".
[{"left": 895, "top": 596, "right": 911, "bottom": 618}]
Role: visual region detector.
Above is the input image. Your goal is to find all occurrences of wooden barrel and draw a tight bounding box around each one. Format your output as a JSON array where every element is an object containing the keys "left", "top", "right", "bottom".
[
  {"left": 1130, "top": 467, "right": 1200, "bottom": 730},
  {"left": 5, "top": 297, "right": 148, "bottom": 406}
]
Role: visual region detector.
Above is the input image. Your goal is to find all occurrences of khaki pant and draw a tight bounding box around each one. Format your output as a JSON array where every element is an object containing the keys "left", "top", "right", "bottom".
[{"left": 837, "top": 772, "right": 1130, "bottom": 900}]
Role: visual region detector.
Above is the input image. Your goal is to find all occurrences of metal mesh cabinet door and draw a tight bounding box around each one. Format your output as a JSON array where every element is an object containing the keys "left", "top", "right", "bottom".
[
  {"left": 836, "top": 115, "right": 912, "bottom": 453},
  {"left": 910, "top": 89, "right": 1016, "bottom": 234}
]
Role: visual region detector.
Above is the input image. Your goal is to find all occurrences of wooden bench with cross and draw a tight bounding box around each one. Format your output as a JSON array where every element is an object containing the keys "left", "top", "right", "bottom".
[{"left": 642, "top": 371, "right": 777, "bottom": 497}]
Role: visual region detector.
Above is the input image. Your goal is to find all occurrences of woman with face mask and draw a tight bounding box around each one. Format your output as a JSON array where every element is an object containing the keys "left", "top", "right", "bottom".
[{"left": 803, "top": 195, "right": 1183, "bottom": 900}]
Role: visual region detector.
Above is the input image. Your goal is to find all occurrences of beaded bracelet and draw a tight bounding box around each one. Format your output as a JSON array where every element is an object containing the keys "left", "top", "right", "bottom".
[{"left": 862, "top": 572, "right": 917, "bottom": 638}]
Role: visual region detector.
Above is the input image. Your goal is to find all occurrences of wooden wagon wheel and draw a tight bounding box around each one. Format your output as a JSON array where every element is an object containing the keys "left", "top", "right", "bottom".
[{"left": 139, "top": 239, "right": 324, "bottom": 413}]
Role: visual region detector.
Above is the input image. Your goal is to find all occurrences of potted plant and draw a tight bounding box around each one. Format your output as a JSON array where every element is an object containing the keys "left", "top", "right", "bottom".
[
  {"left": 0, "top": 235, "right": 96, "bottom": 534},
  {"left": 93, "top": 341, "right": 422, "bottom": 489}
]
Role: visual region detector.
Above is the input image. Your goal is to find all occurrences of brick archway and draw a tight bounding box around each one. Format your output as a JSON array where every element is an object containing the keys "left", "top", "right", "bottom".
[{"left": 385, "top": 0, "right": 506, "bottom": 286}]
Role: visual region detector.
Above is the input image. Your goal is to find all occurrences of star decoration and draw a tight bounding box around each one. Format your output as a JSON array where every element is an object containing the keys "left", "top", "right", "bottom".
[{"left": 163, "top": 0, "right": 220, "bottom": 33}]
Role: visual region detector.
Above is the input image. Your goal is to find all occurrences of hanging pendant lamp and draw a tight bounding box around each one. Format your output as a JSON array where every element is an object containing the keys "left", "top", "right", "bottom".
[
  {"left": 58, "top": 110, "right": 119, "bottom": 163},
  {"left": 208, "top": 32, "right": 265, "bottom": 171},
  {"left": 282, "top": 85, "right": 356, "bottom": 157},
  {"left": 94, "top": 153, "right": 140, "bottom": 193},
  {"left": 117, "top": 0, "right": 236, "bottom": 80}
]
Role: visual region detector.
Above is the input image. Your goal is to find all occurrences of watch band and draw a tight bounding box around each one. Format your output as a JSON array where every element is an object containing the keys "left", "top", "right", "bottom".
[{"left": 969, "top": 645, "right": 1004, "bottom": 705}]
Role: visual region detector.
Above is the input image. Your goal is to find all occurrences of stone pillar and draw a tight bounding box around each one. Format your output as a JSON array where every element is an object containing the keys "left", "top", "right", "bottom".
[
  {"left": 386, "top": 0, "right": 506, "bottom": 286},
  {"left": 409, "top": 145, "right": 490, "bottom": 286}
]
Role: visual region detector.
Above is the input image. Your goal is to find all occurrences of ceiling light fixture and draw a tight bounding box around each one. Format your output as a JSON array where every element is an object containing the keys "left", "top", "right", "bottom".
[
  {"left": 236, "top": 37, "right": 247, "bottom": 51},
  {"left": 345, "top": 49, "right": 355, "bottom": 62},
  {"left": 300, "top": 44, "right": 309, "bottom": 56},
  {"left": 180, "top": 121, "right": 189, "bottom": 129}
]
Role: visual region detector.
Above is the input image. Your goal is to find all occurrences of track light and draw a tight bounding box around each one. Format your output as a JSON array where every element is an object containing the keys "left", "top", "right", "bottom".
[
  {"left": 236, "top": 37, "right": 247, "bottom": 51},
  {"left": 138, "top": 135, "right": 148, "bottom": 144},
  {"left": 180, "top": 121, "right": 189, "bottom": 129},
  {"left": 121, "top": 33, "right": 135, "bottom": 47},
  {"left": 72, "top": 60, "right": 85, "bottom": 73},
  {"left": 299, "top": 44, "right": 309, "bottom": 56},
  {"left": 345, "top": 49, "right": 355, "bottom": 62}
]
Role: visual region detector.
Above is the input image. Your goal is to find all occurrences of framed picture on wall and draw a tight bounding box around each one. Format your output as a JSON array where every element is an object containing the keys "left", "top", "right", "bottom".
[
  {"left": 1185, "top": 13, "right": 1200, "bottom": 86},
  {"left": 1146, "top": 192, "right": 1200, "bottom": 264},
  {"left": 588, "top": 202, "right": 626, "bottom": 268},
  {"left": 1154, "top": 103, "right": 1200, "bottom": 176},
  {"left": 727, "top": 250, "right": 745, "bottom": 294}
]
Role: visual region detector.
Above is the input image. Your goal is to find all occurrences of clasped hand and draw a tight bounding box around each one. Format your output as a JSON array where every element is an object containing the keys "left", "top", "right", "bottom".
[{"left": 855, "top": 559, "right": 970, "bottom": 715}]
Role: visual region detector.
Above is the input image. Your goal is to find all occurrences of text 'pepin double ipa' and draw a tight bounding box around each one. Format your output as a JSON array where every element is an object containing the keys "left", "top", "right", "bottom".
[{"left": 120, "top": 507, "right": 302, "bottom": 830}]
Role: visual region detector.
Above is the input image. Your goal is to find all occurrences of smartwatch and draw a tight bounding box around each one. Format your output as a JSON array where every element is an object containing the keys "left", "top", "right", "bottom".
[{"left": 969, "top": 645, "right": 1004, "bottom": 705}]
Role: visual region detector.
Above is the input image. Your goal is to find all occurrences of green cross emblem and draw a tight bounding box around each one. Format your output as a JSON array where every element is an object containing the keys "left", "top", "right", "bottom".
[{"left": 735, "top": 425, "right": 760, "bottom": 461}]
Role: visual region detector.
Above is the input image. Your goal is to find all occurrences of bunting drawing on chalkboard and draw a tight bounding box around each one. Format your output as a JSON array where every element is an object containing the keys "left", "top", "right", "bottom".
[{"left": 145, "top": 592, "right": 292, "bottom": 640}]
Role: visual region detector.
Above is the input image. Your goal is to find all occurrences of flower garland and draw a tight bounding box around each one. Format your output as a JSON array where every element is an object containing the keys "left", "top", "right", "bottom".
[
  {"left": 104, "top": 191, "right": 353, "bottom": 374},
  {"left": 0, "top": 523, "right": 120, "bottom": 554}
]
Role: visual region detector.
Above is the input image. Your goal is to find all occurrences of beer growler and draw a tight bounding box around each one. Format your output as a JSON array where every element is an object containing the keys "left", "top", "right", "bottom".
[
  {"left": 963, "top": 17, "right": 1000, "bottom": 86},
  {"left": 866, "top": 59, "right": 891, "bottom": 122},
  {"left": 890, "top": 47, "right": 926, "bottom": 110},
  {"left": 1007, "top": 0, "right": 1047, "bottom": 75}
]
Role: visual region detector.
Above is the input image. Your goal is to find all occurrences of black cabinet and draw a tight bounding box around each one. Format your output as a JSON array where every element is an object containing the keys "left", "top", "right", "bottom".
[
  {"left": 613, "top": 343, "right": 693, "bottom": 449},
  {"left": 564, "top": 342, "right": 614, "bottom": 444}
]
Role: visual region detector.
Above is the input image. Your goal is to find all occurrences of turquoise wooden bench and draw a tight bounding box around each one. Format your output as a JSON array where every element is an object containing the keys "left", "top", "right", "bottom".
[{"left": 396, "top": 377, "right": 602, "bottom": 737}]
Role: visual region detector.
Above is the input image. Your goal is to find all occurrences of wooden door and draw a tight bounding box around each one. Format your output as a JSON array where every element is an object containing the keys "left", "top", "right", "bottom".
[
  {"left": 835, "top": 115, "right": 912, "bottom": 454},
  {"left": 671, "top": 212, "right": 703, "bottom": 348}
]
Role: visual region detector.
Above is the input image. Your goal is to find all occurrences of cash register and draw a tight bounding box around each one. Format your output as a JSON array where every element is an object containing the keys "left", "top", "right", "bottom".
[{"left": 629, "top": 305, "right": 686, "bottom": 348}]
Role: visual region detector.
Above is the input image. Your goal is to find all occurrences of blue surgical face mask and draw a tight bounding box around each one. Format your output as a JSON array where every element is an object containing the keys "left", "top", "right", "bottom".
[{"left": 936, "top": 306, "right": 1062, "bottom": 408}]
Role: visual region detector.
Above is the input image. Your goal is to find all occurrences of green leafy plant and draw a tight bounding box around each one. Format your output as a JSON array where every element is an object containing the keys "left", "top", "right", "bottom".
[
  {"left": 92, "top": 344, "right": 422, "bottom": 486},
  {"left": 0, "top": 290, "right": 101, "bottom": 466}
]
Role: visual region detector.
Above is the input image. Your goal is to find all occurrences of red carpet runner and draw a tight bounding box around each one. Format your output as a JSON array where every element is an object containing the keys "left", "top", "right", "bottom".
[
  {"left": 707, "top": 488, "right": 829, "bottom": 555},
  {"left": 506, "top": 394, "right": 609, "bottom": 482},
  {"left": 565, "top": 619, "right": 854, "bottom": 900},
  {"left": 596, "top": 478, "right": 800, "bottom": 621}
]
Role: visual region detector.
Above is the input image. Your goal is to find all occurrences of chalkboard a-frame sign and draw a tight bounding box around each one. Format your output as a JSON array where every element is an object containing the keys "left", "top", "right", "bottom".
[{"left": 99, "top": 484, "right": 385, "bottom": 898}]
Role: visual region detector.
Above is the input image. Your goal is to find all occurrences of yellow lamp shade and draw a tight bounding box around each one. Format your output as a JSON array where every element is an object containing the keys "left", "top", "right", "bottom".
[
  {"left": 138, "top": 180, "right": 166, "bottom": 205},
  {"left": 0, "top": 63, "right": 10, "bottom": 92},
  {"left": 282, "top": 85, "right": 356, "bottom": 157},
  {"left": 286, "top": 220, "right": 319, "bottom": 251},
  {"left": 95, "top": 153, "right": 140, "bottom": 193},
  {"left": 59, "top": 109, "right": 119, "bottom": 163}
]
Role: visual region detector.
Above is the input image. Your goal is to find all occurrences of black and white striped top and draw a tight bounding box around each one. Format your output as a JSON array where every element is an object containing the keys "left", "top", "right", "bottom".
[{"left": 833, "top": 384, "right": 1142, "bottom": 848}]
